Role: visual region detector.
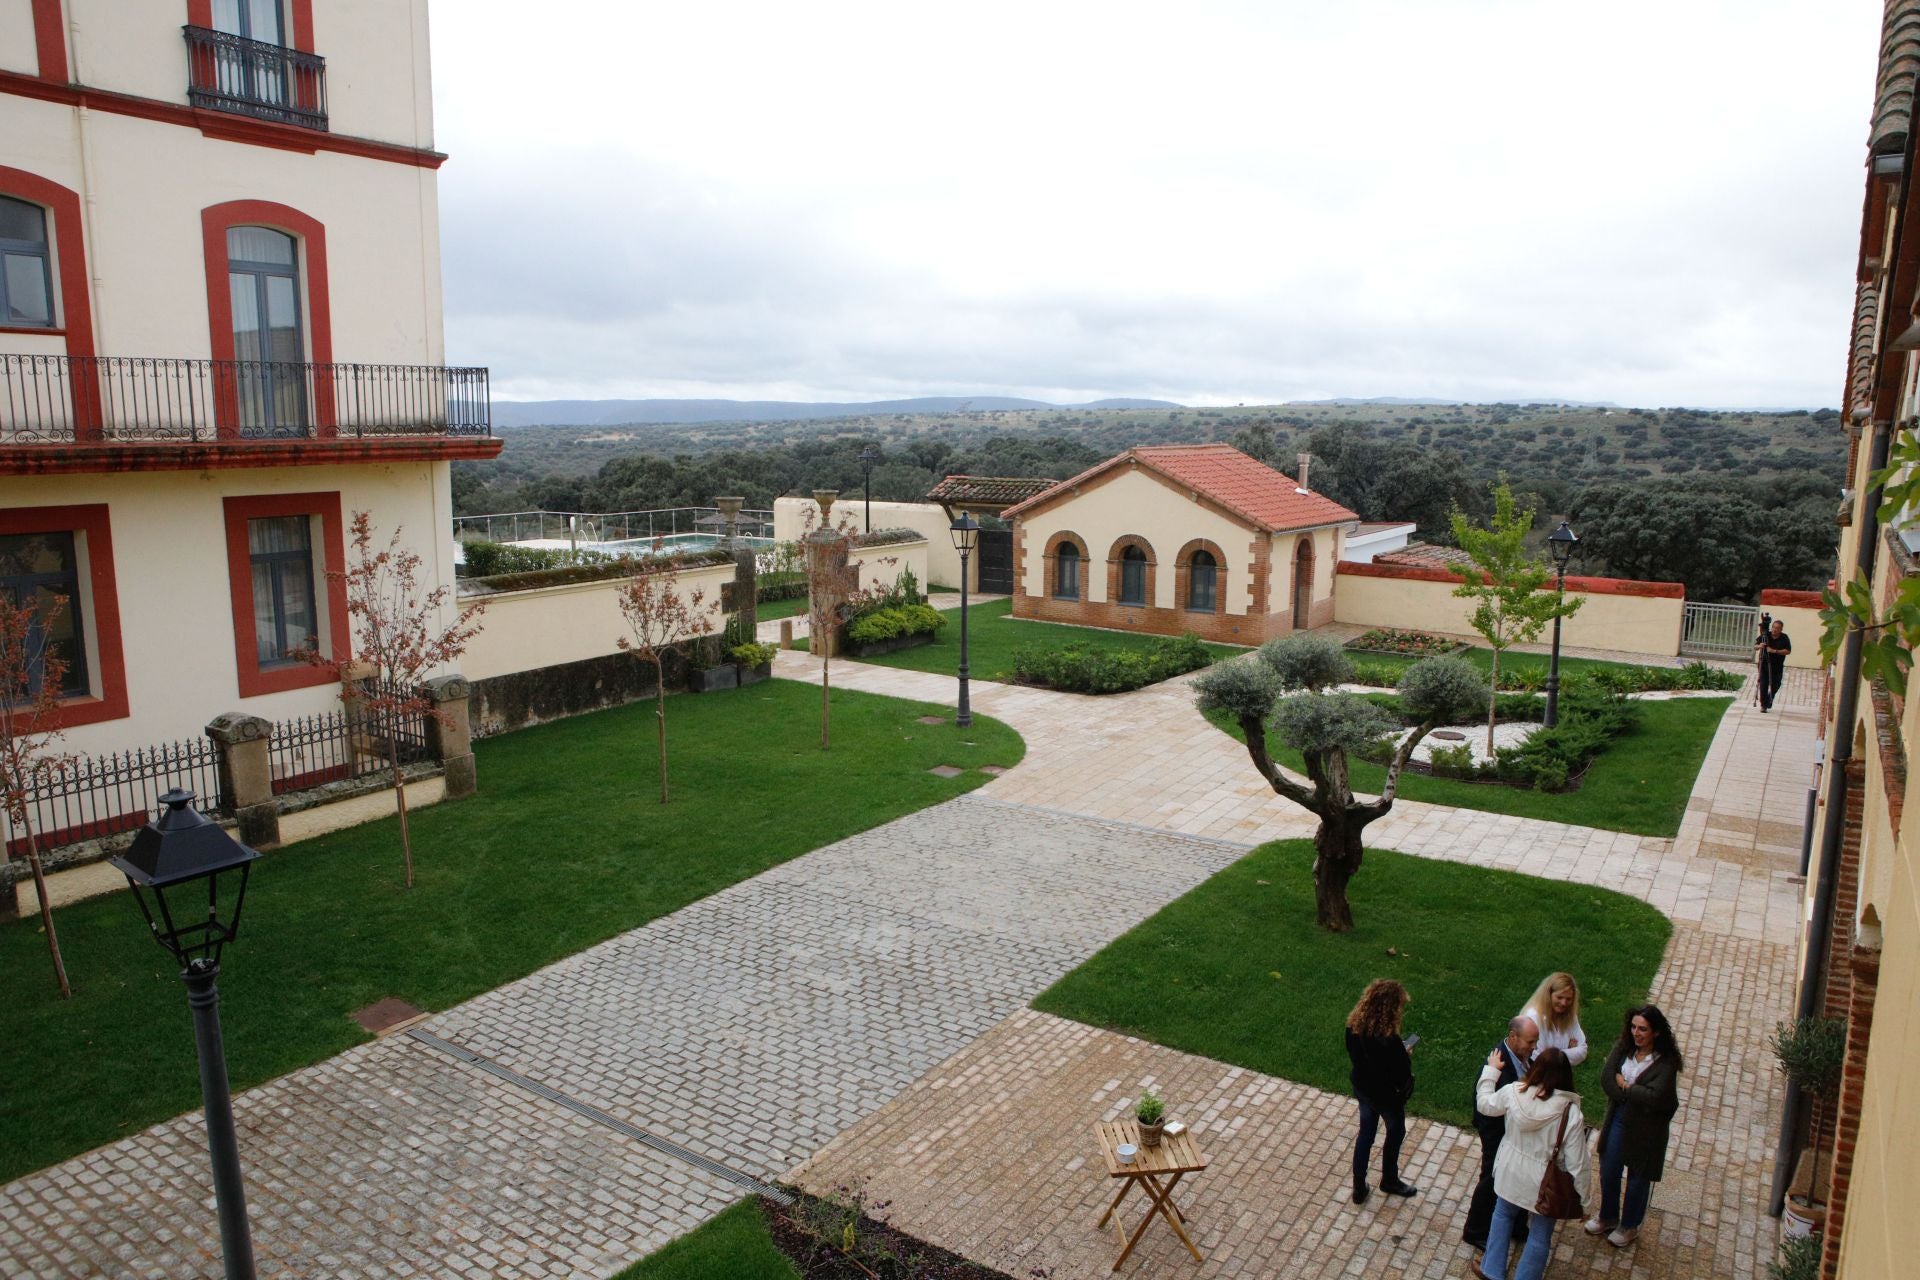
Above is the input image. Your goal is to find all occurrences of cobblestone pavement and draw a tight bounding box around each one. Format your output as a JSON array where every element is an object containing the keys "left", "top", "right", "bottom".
[
  {"left": 0, "top": 802, "right": 1249, "bottom": 1277},
  {"left": 0, "top": 636, "right": 1817, "bottom": 1277}
]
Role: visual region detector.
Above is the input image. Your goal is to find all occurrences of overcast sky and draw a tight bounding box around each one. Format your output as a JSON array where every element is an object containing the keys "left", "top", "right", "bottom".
[{"left": 432, "top": 2, "right": 1880, "bottom": 409}]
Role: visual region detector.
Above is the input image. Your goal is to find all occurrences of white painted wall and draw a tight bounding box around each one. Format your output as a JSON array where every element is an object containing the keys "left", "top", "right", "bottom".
[
  {"left": 0, "top": 461, "right": 455, "bottom": 760},
  {"left": 46, "top": 0, "right": 435, "bottom": 149},
  {"left": 0, "top": 94, "right": 444, "bottom": 365},
  {"left": 774, "top": 497, "right": 964, "bottom": 587},
  {"left": 461, "top": 560, "right": 732, "bottom": 683},
  {"left": 0, "top": 0, "right": 37, "bottom": 76}
]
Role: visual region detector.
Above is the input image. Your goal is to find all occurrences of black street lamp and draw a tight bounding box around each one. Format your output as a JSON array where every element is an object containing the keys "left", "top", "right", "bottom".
[
  {"left": 949, "top": 512, "right": 979, "bottom": 728},
  {"left": 1544, "top": 521, "right": 1579, "bottom": 729},
  {"left": 111, "top": 789, "right": 262, "bottom": 1280},
  {"left": 859, "top": 446, "right": 880, "bottom": 534}
]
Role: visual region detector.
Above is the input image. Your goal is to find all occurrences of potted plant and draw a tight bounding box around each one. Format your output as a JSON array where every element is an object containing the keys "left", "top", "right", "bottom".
[
  {"left": 730, "top": 640, "right": 779, "bottom": 687},
  {"left": 1769, "top": 1016, "right": 1846, "bottom": 1239},
  {"left": 684, "top": 637, "right": 736, "bottom": 693},
  {"left": 1135, "top": 1087, "right": 1166, "bottom": 1148}
]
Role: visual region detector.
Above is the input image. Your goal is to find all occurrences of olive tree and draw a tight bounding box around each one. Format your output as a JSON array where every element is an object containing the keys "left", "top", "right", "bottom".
[{"left": 1195, "top": 633, "right": 1486, "bottom": 931}]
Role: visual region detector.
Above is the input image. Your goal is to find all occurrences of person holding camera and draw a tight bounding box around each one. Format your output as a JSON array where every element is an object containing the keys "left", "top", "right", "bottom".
[{"left": 1757, "top": 617, "right": 1791, "bottom": 712}]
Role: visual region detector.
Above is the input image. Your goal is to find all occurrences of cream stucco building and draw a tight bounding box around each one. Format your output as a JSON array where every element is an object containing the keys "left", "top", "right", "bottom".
[
  {"left": 1001, "top": 444, "right": 1357, "bottom": 645},
  {"left": 0, "top": 3, "right": 496, "bottom": 843}
]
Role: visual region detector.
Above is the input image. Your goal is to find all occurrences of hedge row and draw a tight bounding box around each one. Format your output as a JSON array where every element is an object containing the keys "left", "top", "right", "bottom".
[{"left": 1012, "top": 633, "right": 1213, "bottom": 695}]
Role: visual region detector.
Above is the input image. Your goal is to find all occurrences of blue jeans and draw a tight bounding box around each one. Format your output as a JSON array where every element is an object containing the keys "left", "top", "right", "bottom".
[
  {"left": 1598, "top": 1112, "right": 1653, "bottom": 1228},
  {"left": 1484, "top": 1197, "right": 1555, "bottom": 1280},
  {"left": 1353, "top": 1095, "right": 1405, "bottom": 1189}
]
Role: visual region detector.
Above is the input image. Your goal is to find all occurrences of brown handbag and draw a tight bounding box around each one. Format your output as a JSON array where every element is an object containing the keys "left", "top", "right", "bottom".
[{"left": 1533, "top": 1101, "right": 1586, "bottom": 1220}]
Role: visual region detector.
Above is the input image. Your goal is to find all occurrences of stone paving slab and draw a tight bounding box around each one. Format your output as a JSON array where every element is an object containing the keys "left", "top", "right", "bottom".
[
  {"left": 794, "top": 917, "right": 1796, "bottom": 1280},
  {"left": 0, "top": 801, "right": 1249, "bottom": 1277},
  {"left": 0, "top": 1032, "right": 744, "bottom": 1279}
]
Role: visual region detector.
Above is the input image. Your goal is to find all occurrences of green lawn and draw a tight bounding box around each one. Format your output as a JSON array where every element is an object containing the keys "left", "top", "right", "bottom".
[
  {"left": 0, "top": 681, "right": 1023, "bottom": 1184},
  {"left": 1204, "top": 695, "right": 1729, "bottom": 837},
  {"left": 853, "top": 597, "right": 1245, "bottom": 681},
  {"left": 1032, "top": 840, "right": 1671, "bottom": 1129},
  {"left": 755, "top": 595, "right": 809, "bottom": 621},
  {"left": 610, "top": 1199, "right": 797, "bottom": 1280}
]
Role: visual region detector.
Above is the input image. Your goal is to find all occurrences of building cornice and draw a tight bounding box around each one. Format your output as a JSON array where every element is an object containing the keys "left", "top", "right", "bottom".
[
  {"left": 0, "top": 70, "right": 446, "bottom": 169},
  {"left": 0, "top": 437, "right": 501, "bottom": 476}
]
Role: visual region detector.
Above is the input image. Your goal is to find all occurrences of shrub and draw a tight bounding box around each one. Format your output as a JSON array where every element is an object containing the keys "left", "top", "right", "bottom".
[
  {"left": 460, "top": 538, "right": 619, "bottom": 577},
  {"left": 1349, "top": 659, "right": 1403, "bottom": 688},
  {"left": 729, "top": 641, "right": 779, "bottom": 668},
  {"left": 845, "top": 603, "right": 944, "bottom": 645},
  {"left": 1766, "top": 1234, "right": 1821, "bottom": 1280},
  {"left": 1425, "top": 741, "right": 1478, "bottom": 776},
  {"left": 1017, "top": 632, "right": 1213, "bottom": 694}
]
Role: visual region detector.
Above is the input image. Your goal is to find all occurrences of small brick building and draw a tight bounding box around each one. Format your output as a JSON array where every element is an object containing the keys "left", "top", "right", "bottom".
[{"left": 1002, "top": 444, "right": 1358, "bottom": 645}]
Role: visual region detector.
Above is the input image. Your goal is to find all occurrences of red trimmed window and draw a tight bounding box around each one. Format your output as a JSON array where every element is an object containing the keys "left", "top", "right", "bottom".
[
  {"left": 200, "top": 200, "right": 333, "bottom": 438},
  {"left": 0, "top": 504, "right": 129, "bottom": 729},
  {"left": 222, "top": 492, "right": 348, "bottom": 697}
]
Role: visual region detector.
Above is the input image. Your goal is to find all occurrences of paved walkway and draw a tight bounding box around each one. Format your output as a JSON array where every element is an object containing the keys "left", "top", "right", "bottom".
[{"left": 0, "top": 639, "right": 1818, "bottom": 1277}]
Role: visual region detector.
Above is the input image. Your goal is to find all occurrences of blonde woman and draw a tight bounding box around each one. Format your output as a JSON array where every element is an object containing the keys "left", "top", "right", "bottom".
[
  {"left": 1521, "top": 972, "right": 1587, "bottom": 1066},
  {"left": 1345, "top": 979, "right": 1418, "bottom": 1203}
]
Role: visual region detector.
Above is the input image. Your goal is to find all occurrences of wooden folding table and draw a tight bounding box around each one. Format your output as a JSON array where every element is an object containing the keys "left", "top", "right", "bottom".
[{"left": 1093, "top": 1119, "right": 1208, "bottom": 1271}]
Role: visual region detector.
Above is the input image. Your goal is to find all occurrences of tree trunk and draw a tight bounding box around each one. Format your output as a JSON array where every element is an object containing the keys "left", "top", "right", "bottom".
[
  {"left": 1312, "top": 809, "right": 1367, "bottom": 933},
  {"left": 1486, "top": 647, "right": 1502, "bottom": 756},
  {"left": 22, "top": 825, "right": 71, "bottom": 998},
  {"left": 654, "top": 660, "right": 669, "bottom": 804},
  {"left": 390, "top": 731, "right": 414, "bottom": 890}
]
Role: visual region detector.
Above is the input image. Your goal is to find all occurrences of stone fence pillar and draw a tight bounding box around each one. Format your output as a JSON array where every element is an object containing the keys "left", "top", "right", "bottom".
[
  {"left": 421, "top": 674, "right": 477, "bottom": 799},
  {"left": 205, "top": 712, "right": 280, "bottom": 849}
]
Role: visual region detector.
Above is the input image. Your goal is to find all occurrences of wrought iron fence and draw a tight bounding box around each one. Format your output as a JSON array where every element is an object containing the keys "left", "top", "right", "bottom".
[
  {"left": 184, "top": 25, "right": 328, "bottom": 130},
  {"left": 1681, "top": 602, "right": 1762, "bottom": 659},
  {"left": 268, "top": 698, "right": 430, "bottom": 796},
  {"left": 0, "top": 355, "right": 491, "bottom": 443},
  {"left": 2, "top": 738, "right": 224, "bottom": 857}
]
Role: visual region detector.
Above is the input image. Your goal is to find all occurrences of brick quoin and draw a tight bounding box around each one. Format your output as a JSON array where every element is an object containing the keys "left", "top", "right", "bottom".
[
  {"left": 1820, "top": 942, "right": 1879, "bottom": 1280},
  {"left": 1822, "top": 761, "right": 1866, "bottom": 1022}
]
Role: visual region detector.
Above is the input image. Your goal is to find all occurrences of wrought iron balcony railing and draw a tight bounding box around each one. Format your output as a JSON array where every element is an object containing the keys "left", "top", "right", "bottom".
[
  {"left": 0, "top": 355, "right": 491, "bottom": 444},
  {"left": 184, "top": 25, "right": 328, "bottom": 131}
]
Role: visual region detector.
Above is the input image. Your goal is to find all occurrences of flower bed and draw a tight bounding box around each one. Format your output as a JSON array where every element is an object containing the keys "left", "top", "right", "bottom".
[{"left": 1345, "top": 627, "right": 1469, "bottom": 657}]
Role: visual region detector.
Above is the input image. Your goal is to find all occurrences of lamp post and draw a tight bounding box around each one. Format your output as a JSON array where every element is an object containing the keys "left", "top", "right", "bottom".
[
  {"left": 950, "top": 512, "right": 978, "bottom": 728},
  {"left": 859, "top": 446, "right": 879, "bottom": 534},
  {"left": 110, "top": 789, "right": 262, "bottom": 1280},
  {"left": 1544, "top": 521, "right": 1579, "bottom": 729}
]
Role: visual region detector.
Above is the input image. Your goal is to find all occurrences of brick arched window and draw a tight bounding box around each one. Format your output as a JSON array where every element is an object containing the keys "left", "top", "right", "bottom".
[
  {"left": 1106, "top": 535, "right": 1157, "bottom": 608},
  {"left": 1176, "top": 537, "right": 1228, "bottom": 615},
  {"left": 1045, "top": 531, "right": 1088, "bottom": 600}
]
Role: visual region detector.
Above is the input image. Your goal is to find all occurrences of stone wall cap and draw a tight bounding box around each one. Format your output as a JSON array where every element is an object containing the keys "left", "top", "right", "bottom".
[
  {"left": 421, "top": 674, "right": 472, "bottom": 702},
  {"left": 205, "top": 711, "right": 273, "bottom": 743}
]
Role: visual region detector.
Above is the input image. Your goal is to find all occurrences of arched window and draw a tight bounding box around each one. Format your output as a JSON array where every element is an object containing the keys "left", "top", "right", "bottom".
[
  {"left": 227, "top": 225, "right": 307, "bottom": 437},
  {"left": 1119, "top": 545, "right": 1148, "bottom": 605},
  {"left": 1055, "top": 542, "right": 1081, "bottom": 600},
  {"left": 0, "top": 196, "right": 55, "bottom": 328},
  {"left": 1188, "top": 549, "right": 1217, "bottom": 612}
]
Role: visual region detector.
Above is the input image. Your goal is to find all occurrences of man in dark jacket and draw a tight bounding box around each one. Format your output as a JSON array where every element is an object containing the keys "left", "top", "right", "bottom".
[{"left": 1463, "top": 1015, "right": 1539, "bottom": 1249}]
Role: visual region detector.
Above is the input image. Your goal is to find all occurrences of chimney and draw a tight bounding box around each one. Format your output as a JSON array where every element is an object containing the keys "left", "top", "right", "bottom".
[{"left": 1296, "top": 452, "right": 1312, "bottom": 493}]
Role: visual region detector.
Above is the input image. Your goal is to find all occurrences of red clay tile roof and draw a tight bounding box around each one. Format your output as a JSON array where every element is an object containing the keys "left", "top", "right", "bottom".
[
  {"left": 925, "top": 475, "right": 1059, "bottom": 507},
  {"left": 1374, "top": 542, "right": 1476, "bottom": 570},
  {"left": 1001, "top": 444, "right": 1359, "bottom": 532}
]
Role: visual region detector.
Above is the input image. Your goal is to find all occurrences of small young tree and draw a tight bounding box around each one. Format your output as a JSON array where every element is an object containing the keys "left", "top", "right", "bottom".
[
  {"left": 799, "top": 492, "right": 870, "bottom": 751},
  {"left": 616, "top": 543, "right": 718, "bottom": 802},
  {"left": 1195, "top": 634, "right": 1485, "bottom": 931},
  {"left": 308, "top": 512, "right": 485, "bottom": 889},
  {"left": 0, "top": 591, "right": 76, "bottom": 997},
  {"left": 1449, "top": 480, "right": 1583, "bottom": 753}
]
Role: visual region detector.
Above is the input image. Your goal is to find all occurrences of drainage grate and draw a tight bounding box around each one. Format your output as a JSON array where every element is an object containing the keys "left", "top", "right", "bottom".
[{"left": 405, "top": 1027, "right": 793, "bottom": 1205}]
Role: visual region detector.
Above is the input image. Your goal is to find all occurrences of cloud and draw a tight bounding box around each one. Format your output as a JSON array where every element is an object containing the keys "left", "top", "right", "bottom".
[{"left": 432, "top": 1, "right": 1878, "bottom": 408}]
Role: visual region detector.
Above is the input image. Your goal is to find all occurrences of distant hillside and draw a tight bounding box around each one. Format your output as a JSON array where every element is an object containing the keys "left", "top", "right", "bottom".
[{"left": 493, "top": 394, "right": 1184, "bottom": 428}]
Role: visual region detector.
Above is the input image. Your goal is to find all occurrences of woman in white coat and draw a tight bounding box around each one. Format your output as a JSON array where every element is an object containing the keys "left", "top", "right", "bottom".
[{"left": 1473, "top": 1046, "right": 1590, "bottom": 1280}]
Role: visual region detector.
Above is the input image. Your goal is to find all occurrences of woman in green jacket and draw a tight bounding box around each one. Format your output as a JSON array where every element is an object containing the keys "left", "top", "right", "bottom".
[{"left": 1586, "top": 1004, "right": 1683, "bottom": 1248}]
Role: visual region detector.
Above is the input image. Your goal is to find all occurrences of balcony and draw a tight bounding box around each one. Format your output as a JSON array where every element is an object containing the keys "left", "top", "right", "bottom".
[
  {"left": 0, "top": 355, "right": 495, "bottom": 471},
  {"left": 183, "top": 25, "right": 328, "bottom": 132}
]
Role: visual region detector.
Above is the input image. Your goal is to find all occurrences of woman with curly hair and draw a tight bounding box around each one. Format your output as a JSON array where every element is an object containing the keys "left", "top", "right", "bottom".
[
  {"left": 1345, "top": 978, "right": 1417, "bottom": 1203},
  {"left": 1585, "top": 1004, "right": 1684, "bottom": 1248},
  {"left": 1521, "top": 972, "right": 1588, "bottom": 1066}
]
